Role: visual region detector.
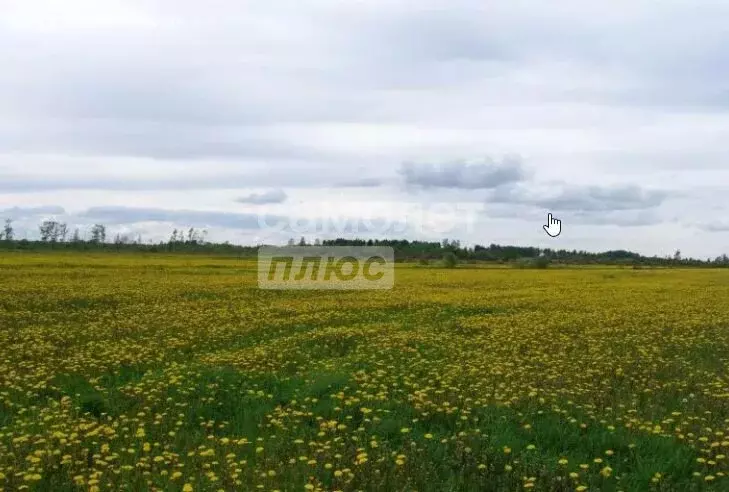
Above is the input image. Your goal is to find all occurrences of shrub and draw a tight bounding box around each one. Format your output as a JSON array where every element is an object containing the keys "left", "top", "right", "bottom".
[
  {"left": 533, "top": 256, "right": 551, "bottom": 269},
  {"left": 442, "top": 251, "right": 458, "bottom": 268},
  {"left": 513, "top": 256, "right": 550, "bottom": 269}
]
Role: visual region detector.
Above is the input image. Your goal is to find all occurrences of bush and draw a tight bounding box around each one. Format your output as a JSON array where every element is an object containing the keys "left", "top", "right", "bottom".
[
  {"left": 513, "top": 256, "right": 550, "bottom": 269},
  {"left": 533, "top": 256, "right": 550, "bottom": 269},
  {"left": 442, "top": 252, "right": 458, "bottom": 268}
]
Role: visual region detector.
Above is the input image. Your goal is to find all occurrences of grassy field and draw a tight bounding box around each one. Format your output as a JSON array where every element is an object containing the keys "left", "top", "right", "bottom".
[{"left": 1, "top": 253, "right": 729, "bottom": 491}]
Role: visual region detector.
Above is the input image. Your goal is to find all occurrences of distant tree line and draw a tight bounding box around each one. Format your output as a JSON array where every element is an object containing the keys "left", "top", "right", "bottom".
[
  {"left": 1, "top": 218, "right": 728, "bottom": 267},
  {"left": 0, "top": 219, "right": 255, "bottom": 255},
  {"left": 320, "top": 238, "right": 729, "bottom": 267}
]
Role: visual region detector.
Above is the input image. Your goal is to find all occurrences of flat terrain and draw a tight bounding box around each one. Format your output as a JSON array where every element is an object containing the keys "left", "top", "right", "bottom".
[{"left": 1, "top": 253, "right": 729, "bottom": 491}]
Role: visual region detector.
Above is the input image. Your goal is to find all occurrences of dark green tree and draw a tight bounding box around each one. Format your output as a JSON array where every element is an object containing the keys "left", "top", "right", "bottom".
[{"left": 90, "top": 224, "right": 106, "bottom": 243}]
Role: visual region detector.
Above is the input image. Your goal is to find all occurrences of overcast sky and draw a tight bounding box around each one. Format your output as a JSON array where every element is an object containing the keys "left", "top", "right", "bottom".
[{"left": 1, "top": 0, "right": 728, "bottom": 258}]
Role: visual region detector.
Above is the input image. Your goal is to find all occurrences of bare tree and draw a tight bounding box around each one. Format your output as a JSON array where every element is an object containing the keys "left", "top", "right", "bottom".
[{"left": 59, "top": 223, "right": 68, "bottom": 242}]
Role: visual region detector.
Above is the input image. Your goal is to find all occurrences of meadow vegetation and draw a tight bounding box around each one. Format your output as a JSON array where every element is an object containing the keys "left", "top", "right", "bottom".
[{"left": 1, "top": 252, "right": 729, "bottom": 491}]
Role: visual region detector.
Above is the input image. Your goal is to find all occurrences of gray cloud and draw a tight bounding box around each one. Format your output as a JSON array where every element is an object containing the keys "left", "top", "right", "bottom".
[
  {"left": 571, "top": 210, "right": 662, "bottom": 227},
  {"left": 2, "top": 119, "right": 343, "bottom": 161},
  {"left": 0, "top": 175, "right": 252, "bottom": 193},
  {"left": 0, "top": 168, "right": 351, "bottom": 193},
  {"left": 400, "top": 156, "right": 525, "bottom": 189},
  {"left": 4, "top": 0, "right": 727, "bottom": 138},
  {"left": 536, "top": 185, "right": 669, "bottom": 212},
  {"left": 697, "top": 222, "right": 729, "bottom": 233},
  {"left": 488, "top": 183, "right": 670, "bottom": 212},
  {"left": 236, "top": 189, "right": 288, "bottom": 205},
  {"left": 79, "top": 206, "right": 271, "bottom": 230},
  {"left": 338, "top": 178, "right": 386, "bottom": 188},
  {"left": 0, "top": 205, "right": 66, "bottom": 219},
  {"left": 482, "top": 202, "right": 663, "bottom": 227}
]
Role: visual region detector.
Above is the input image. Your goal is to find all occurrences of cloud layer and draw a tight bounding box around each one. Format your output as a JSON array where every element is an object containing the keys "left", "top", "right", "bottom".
[
  {"left": 236, "top": 189, "right": 288, "bottom": 205},
  {"left": 400, "top": 156, "right": 525, "bottom": 189},
  {"left": 1, "top": 0, "right": 728, "bottom": 257}
]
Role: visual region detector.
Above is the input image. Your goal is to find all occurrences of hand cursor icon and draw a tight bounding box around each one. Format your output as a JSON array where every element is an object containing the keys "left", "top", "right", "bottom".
[{"left": 543, "top": 213, "right": 561, "bottom": 237}]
